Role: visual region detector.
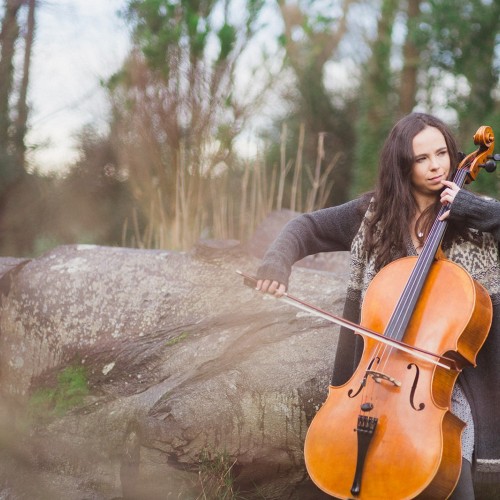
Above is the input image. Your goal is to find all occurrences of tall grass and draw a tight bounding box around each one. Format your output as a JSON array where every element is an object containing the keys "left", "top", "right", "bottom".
[
  {"left": 123, "top": 127, "right": 340, "bottom": 251},
  {"left": 196, "top": 448, "right": 240, "bottom": 500}
]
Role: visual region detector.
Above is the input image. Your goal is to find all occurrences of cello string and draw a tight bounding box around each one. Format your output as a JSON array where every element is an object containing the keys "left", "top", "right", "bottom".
[
  {"left": 377, "top": 201, "right": 452, "bottom": 372},
  {"left": 386, "top": 168, "right": 468, "bottom": 342},
  {"left": 375, "top": 217, "right": 444, "bottom": 373},
  {"left": 387, "top": 167, "right": 468, "bottom": 340},
  {"left": 370, "top": 201, "right": 449, "bottom": 368},
  {"left": 374, "top": 167, "right": 469, "bottom": 373}
]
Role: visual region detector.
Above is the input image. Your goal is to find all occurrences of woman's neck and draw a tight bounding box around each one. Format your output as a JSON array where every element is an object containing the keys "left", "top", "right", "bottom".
[
  {"left": 414, "top": 193, "right": 436, "bottom": 214},
  {"left": 411, "top": 194, "right": 438, "bottom": 253}
]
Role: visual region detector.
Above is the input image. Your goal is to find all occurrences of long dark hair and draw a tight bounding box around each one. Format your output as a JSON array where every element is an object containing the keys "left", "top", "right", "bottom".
[{"left": 364, "top": 113, "right": 462, "bottom": 270}]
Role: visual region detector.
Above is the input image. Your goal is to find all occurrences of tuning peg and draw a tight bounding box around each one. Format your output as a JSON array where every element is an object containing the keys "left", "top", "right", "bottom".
[{"left": 480, "top": 159, "right": 497, "bottom": 172}]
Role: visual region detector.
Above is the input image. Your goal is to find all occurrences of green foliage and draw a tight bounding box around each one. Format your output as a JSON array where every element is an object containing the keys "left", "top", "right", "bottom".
[
  {"left": 218, "top": 23, "right": 237, "bottom": 61},
  {"left": 124, "top": 0, "right": 248, "bottom": 72},
  {"left": 271, "top": 0, "right": 362, "bottom": 206},
  {"left": 414, "top": 0, "right": 500, "bottom": 131},
  {"left": 28, "top": 366, "right": 89, "bottom": 421},
  {"left": 409, "top": 0, "right": 499, "bottom": 198},
  {"left": 105, "top": 0, "right": 269, "bottom": 250},
  {"left": 416, "top": 0, "right": 499, "bottom": 75},
  {"left": 32, "top": 235, "right": 62, "bottom": 257}
]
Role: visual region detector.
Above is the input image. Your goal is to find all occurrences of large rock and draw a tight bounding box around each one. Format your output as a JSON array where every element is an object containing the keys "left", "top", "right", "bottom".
[{"left": 0, "top": 236, "right": 349, "bottom": 499}]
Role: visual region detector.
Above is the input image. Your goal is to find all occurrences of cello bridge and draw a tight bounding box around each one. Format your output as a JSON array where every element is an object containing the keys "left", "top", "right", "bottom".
[{"left": 366, "top": 370, "right": 401, "bottom": 387}]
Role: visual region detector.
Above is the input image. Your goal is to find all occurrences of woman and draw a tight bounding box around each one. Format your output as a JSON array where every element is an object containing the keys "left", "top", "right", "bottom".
[{"left": 255, "top": 113, "right": 500, "bottom": 498}]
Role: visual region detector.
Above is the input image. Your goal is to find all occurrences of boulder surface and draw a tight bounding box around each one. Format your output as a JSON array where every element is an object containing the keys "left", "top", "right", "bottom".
[{"left": 0, "top": 219, "right": 350, "bottom": 499}]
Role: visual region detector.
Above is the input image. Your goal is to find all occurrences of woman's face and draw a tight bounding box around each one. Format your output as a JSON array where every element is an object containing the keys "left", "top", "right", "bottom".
[{"left": 410, "top": 126, "right": 451, "bottom": 204}]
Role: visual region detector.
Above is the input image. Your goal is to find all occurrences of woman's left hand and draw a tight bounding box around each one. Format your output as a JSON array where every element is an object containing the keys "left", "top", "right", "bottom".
[{"left": 439, "top": 180, "right": 460, "bottom": 220}]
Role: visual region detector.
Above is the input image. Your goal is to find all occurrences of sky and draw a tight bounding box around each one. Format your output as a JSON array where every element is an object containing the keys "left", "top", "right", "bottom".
[{"left": 26, "top": 0, "right": 131, "bottom": 173}]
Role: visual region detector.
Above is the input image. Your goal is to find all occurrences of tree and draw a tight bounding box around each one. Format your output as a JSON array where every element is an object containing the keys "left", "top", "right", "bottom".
[
  {"left": 351, "top": 0, "right": 500, "bottom": 196},
  {"left": 399, "top": 0, "right": 422, "bottom": 115},
  {"left": 13, "top": 0, "right": 36, "bottom": 167},
  {"left": 108, "top": 0, "right": 268, "bottom": 248},
  {"left": 276, "top": 0, "right": 361, "bottom": 206},
  {"left": 352, "top": 0, "right": 400, "bottom": 195},
  {"left": 0, "top": 0, "right": 38, "bottom": 256},
  {"left": 416, "top": 0, "right": 499, "bottom": 130},
  {"left": 0, "top": 0, "right": 35, "bottom": 179},
  {"left": 54, "top": 127, "right": 132, "bottom": 248},
  {"left": 0, "top": 0, "right": 25, "bottom": 191},
  {"left": 414, "top": 0, "right": 500, "bottom": 195}
]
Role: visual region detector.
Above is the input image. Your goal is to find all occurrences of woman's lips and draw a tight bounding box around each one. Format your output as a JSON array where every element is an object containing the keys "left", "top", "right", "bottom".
[{"left": 428, "top": 174, "right": 444, "bottom": 184}]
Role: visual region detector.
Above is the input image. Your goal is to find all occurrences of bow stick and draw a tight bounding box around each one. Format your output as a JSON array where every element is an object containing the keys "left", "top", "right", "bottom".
[{"left": 237, "top": 270, "right": 458, "bottom": 371}]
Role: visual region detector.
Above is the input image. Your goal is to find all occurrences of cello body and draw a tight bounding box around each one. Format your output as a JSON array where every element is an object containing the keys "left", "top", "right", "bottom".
[{"left": 304, "top": 256, "right": 492, "bottom": 499}]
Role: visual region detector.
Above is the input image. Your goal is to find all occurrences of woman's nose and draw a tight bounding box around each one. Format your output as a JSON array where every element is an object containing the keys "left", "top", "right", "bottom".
[{"left": 429, "top": 156, "right": 440, "bottom": 170}]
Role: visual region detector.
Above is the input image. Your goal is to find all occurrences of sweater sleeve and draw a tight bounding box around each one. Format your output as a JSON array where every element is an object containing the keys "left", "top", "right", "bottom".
[
  {"left": 449, "top": 189, "right": 500, "bottom": 241},
  {"left": 256, "top": 196, "right": 367, "bottom": 288}
]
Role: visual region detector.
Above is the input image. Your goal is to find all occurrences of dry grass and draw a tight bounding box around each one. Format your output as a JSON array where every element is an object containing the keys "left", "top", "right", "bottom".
[
  {"left": 196, "top": 449, "right": 240, "bottom": 500},
  {"left": 123, "top": 127, "right": 340, "bottom": 251}
]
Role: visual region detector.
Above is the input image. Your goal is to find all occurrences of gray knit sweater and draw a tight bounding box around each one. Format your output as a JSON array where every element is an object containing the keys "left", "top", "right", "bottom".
[{"left": 257, "top": 189, "right": 500, "bottom": 490}]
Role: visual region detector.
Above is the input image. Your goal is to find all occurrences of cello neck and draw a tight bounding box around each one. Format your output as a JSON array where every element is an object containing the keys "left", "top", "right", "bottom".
[{"left": 383, "top": 167, "right": 469, "bottom": 342}]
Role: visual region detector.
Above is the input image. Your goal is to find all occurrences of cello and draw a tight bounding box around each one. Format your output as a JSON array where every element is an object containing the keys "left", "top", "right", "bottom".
[
  {"left": 302, "top": 125, "right": 496, "bottom": 499},
  {"left": 239, "top": 125, "right": 499, "bottom": 499}
]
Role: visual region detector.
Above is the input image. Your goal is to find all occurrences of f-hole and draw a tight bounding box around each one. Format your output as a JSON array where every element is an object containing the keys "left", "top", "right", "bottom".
[
  {"left": 348, "top": 357, "right": 380, "bottom": 399},
  {"left": 407, "top": 363, "right": 425, "bottom": 411}
]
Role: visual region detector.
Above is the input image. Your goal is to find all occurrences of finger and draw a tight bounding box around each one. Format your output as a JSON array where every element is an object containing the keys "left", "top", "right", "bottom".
[
  {"left": 440, "top": 190, "right": 452, "bottom": 202},
  {"left": 440, "top": 185, "right": 460, "bottom": 206},
  {"left": 267, "top": 280, "right": 280, "bottom": 294},
  {"left": 257, "top": 279, "right": 271, "bottom": 292},
  {"left": 256, "top": 279, "right": 286, "bottom": 297},
  {"left": 441, "top": 180, "right": 459, "bottom": 190},
  {"left": 439, "top": 210, "right": 450, "bottom": 221},
  {"left": 441, "top": 181, "right": 460, "bottom": 199},
  {"left": 267, "top": 280, "right": 287, "bottom": 297},
  {"left": 442, "top": 191, "right": 457, "bottom": 203}
]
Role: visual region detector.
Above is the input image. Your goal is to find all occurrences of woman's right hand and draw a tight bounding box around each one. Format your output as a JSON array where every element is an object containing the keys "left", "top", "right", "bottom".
[{"left": 255, "top": 279, "right": 287, "bottom": 298}]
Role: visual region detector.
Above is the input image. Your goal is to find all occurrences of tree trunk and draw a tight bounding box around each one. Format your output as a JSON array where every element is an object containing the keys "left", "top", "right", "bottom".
[
  {"left": 0, "top": 0, "right": 24, "bottom": 149},
  {"left": 399, "top": 0, "right": 421, "bottom": 114},
  {"left": 352, "top": 0, "right": 400, "bottom": 195},
  {"left": 14, "top": 0, "right": 36, "bottom": 167}
]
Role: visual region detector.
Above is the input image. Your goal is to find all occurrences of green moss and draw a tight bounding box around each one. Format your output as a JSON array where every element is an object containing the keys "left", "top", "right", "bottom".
[
  {"left": 28, "top": 365, "right": 89, "bottom": 420},
  {"left": 164, "top": 332, "right": 188, "bottom": 347}
]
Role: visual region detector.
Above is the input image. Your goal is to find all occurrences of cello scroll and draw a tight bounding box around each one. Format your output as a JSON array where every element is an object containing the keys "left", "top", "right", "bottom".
[{"left": 459, "top": 125, "right": 497, "bottom": 182}]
